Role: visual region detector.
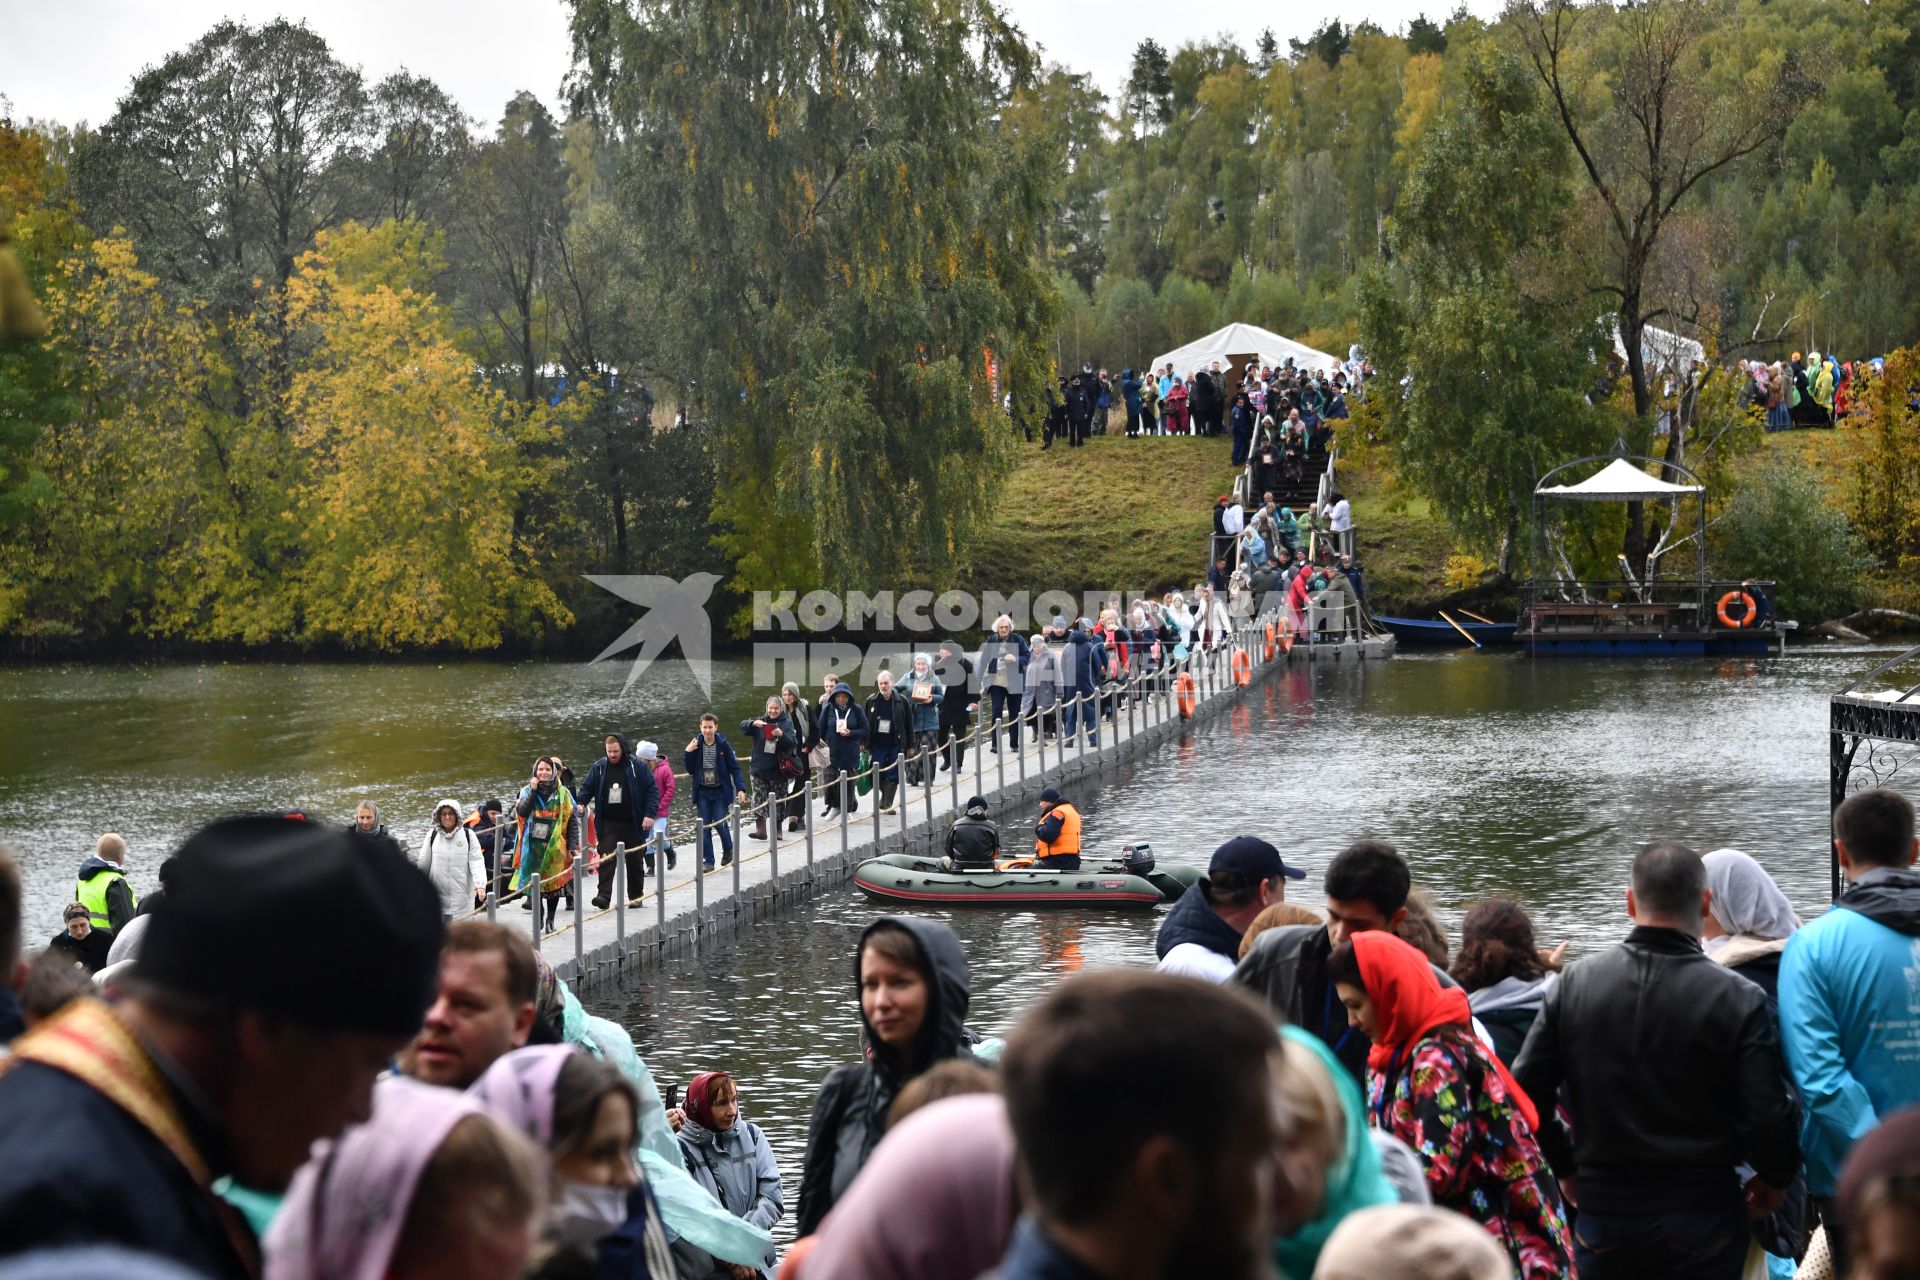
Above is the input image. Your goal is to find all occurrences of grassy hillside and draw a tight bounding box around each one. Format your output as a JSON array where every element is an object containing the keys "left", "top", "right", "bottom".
[
  {"left": 961, "top": 438, "right": 1456, "bottom": 613},
  {"left": 962, "top": 438, "right": 1240, "bottom": 598}
]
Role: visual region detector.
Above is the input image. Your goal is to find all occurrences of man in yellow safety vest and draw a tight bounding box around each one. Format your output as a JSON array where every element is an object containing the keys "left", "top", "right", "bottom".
[{"left": 74, "top": 833, "right": 138, "bottom": 935}]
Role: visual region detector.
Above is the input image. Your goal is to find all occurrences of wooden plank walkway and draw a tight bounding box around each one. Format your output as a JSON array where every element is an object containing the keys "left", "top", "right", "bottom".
[{"left": 500, "top": 619, "right": 1391, "bottom": 992}]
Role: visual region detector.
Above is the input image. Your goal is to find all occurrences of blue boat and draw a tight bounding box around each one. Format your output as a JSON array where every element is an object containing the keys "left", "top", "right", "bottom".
[{"left": 1375, "top": 615, "right": 1517, "bottom": 647}]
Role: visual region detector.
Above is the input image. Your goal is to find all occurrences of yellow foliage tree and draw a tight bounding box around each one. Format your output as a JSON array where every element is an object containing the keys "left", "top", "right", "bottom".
[{"left": 283, "top": 224, "right": 570, "bottom": 648}]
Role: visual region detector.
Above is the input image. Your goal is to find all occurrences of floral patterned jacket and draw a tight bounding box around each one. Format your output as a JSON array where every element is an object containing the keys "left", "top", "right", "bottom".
[{"left": 1368, "top": 1024, "right": 1574, "bottom": 1280}]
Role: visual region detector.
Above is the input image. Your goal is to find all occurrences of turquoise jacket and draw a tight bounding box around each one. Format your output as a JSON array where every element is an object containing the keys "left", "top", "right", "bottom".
[{"left": 1777, "top": 867, "right": 1920, "bottom": 1194}]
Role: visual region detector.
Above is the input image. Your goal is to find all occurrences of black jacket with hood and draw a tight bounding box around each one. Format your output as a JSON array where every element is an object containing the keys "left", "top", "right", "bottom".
[
  {"left": 818, "top": 683, "right": 869, "bottom": 770},
  {"left": 795, "top": 917, "right": 974, "bottom": 1235}
]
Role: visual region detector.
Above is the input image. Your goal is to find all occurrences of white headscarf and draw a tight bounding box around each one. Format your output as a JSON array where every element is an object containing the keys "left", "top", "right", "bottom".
[{"left": 1702, "top": 849, "right": 1800, "bottom": 952}]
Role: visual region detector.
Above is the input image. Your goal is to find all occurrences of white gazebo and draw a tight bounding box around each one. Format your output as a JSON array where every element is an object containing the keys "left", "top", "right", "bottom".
[
  {"left": 1532, "top": 453, "right": 1708, "bottom": 599},
  {"left": 1149, "top": 322, "right": 1340, "bottom": 380}
]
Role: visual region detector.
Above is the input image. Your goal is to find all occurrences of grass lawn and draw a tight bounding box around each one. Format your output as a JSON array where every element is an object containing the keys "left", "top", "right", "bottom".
[
  {"left": 1341, "top": 467, "right": 1456, "bottom": 613},
  {"left": 962, "top": 437, "right": 1240, "bottom": 598}
]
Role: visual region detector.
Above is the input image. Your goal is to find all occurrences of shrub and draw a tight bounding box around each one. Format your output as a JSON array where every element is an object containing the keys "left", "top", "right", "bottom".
[{"left": 1712, "top": 464, "right": 1873, "bottom": 622}]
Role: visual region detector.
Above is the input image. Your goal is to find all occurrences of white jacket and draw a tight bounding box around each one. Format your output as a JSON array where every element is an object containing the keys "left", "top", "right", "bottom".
[{"left": 415, "top": 799, "right": 484, "bottom": 917}]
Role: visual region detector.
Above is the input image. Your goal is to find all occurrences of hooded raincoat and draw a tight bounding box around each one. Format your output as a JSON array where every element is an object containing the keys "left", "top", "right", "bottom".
[
  {"left": 414, "top": 799, "right": 485, "bottom": 918},
  {"left": 795, "top": 917, "right": 973, "bottom": 1235}
]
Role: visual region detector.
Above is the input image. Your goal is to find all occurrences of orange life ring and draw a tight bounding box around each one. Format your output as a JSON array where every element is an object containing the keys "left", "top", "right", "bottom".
[
  {"left": 1230, "top": 647, "right": 1252, "bottom": 687},
  {"left": 1264, "top": 621, "right": 1278, "bottom": 661},
  {"left": 1278, "top": 614, "right": 1295, "bottom": 654},
  {"left": 1174, "top": 672, "right": 1198, "bottom": 719},
  {"left": 1716, "top": 590, "right": 1758, "bottom": 629}
]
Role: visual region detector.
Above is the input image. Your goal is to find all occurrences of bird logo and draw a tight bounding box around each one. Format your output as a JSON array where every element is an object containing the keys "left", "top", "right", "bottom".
[{"left": 586, "top": 573, "right": 722, "bottom": 697}]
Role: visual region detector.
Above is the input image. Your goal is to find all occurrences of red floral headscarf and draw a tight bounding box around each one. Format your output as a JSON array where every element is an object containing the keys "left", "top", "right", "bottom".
[{"left": 686, "top": 1070, "right": 734, "bottom": 1132}]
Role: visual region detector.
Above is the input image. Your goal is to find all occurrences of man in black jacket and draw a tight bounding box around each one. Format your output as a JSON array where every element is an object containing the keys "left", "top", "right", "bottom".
[
  {"left": 575, "top": 734, "right": 659, "bottom": 910},
  {"left": 1513, "top": 842, "right": 1802, "bottom": 1280},
  {"left": 1230, "top": 839, "right": 1410, "bottom": 1084},
  {"left": 946, "top": 796, "right": 1000, "bottom": 868},
  {"left": 934, "top": 640, "right": 977, "bottom": 775},
  {"left": 864, "top": 672, "right": 913, "bottom": 815}
]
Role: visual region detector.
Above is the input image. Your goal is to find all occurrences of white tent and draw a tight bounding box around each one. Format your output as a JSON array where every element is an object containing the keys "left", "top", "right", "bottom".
[
  {"left": 1610, "top": 320, "right": 1705, "bottom": 372},
  {"left": 1149, "top": 322, "right": 1340, "bottom": 377},
  {"left": 1535, "top": 457, "right": 1702, "bottom": 501}
]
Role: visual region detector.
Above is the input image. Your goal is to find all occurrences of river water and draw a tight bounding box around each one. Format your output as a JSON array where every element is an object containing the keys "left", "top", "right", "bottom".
[{"left": 0, "top": 645, "right": 1899, "bottom": 1239}]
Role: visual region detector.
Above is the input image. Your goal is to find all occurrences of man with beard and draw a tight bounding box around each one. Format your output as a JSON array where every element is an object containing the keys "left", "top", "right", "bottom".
[
  {"left": 397, "top": 919, "right": 539, "bottom": 1088},
  {"left": 995, "top": 970, "right": 1281, "bottom": 1280}
]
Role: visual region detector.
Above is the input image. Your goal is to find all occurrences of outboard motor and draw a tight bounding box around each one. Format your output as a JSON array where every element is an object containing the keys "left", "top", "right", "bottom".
[{"left": 1121, "top": 843, "right": 1155, "bottom": 876}]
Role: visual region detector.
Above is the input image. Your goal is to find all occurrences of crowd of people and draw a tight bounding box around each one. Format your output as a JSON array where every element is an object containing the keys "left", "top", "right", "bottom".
[
  {"left": 1738, "top": 352, "right": 1882, "bottom": 431},
  {"left": 3, "top": 785, "right": 1915, "bottom": 1279},
  {"left": 1036, "top": 352, "right": 1367, "bottom": 450}
]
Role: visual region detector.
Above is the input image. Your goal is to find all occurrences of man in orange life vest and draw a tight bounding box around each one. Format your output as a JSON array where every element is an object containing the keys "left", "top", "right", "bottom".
[{"left": 1034, "top": 787, "right": 1082, "bottom": 870}]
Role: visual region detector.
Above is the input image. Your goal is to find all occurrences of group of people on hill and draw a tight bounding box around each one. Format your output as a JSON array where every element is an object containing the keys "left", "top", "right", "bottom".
[
  {"left": 2, "top": 782, "right": 1918, "bottom": 1280},
  {"left": 1037, "top": 352, "right": 1366, "bottom": 449},
  {"left": 1741, "top": 352, "right": 1882, "bottom": 430}
]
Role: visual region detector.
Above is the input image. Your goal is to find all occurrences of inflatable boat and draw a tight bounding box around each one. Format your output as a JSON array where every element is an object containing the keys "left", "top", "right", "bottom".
[{"left": 852, "top": 846, "right": 1203, "bottom": 910}]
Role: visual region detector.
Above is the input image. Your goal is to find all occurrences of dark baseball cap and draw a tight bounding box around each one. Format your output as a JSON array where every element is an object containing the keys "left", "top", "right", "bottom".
[{"left": 1208, "top": 836, "right": 1306, "bottom": 881}]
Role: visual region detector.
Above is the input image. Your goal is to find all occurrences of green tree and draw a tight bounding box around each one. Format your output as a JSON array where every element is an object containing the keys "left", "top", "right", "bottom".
[
  {"left": 565, "top": 0, "right": 1060, "bottom": 596},
  {"left": 1359, "top": 45, "right": 1613, "bottom": 569},
  {"left": 1713, "top": 464, "right": 1870, "bottom": 621},
  {"left": 1124, "top": 39, "right": 1174, "bottom": 134}
]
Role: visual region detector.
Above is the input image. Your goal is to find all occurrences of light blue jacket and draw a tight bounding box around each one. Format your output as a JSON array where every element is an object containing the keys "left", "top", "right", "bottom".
[
  {"left": 677, "top": 1117, "right": 784, "bottom": 1234},
  {"left": 1777, "top": 867, "right": 1920, "bottom": 1194}
]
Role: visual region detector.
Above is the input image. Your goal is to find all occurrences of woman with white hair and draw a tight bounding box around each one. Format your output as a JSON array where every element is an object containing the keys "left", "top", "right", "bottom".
[{"left": 978, "top": 615, "right": 1029, "bottom": 754}]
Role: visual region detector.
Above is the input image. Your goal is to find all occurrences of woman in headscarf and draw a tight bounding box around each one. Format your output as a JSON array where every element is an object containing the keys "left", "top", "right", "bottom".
[
  {"left": 1702, "top": 848, "right": 1801, "bottom": 1003},
  {"left": 470, "top": 1045, "right": 678, "bottom": 1280},
  {"left": 796, "top": 917, "right": 974, "bottom": 1234},
  {"left": 266, "top": 1077, "right": 544, "bottom": 1280},
  {"left": 1269, "top": 1026, "right": 1402, "bottom": 1278},
  {"left": 789, "top": 1093, "right": 1014, "bottom": 1280},
  {"left": 515, "top": 757, "right": 581, "bottom": 934},
  {"left": 1330, "top": 931, "right": 1571, "bottom": 1280},
  {"left": 672, "top": 1071, "right": 784, "bottom": 1262}
]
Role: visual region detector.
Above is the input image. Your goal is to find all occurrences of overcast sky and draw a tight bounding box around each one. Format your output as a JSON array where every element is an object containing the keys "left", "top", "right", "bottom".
[{"left": 2, "top": 0, "right": 1496, "bottom": 131}]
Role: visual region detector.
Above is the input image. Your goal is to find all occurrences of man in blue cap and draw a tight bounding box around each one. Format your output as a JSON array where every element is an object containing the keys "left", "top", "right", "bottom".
[{"left": 1155, "top": 836, "right": 1304, "bottom": 983}]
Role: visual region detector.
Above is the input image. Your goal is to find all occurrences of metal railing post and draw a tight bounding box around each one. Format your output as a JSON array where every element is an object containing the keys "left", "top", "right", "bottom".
[
  {"left": 832, "top": 772, "right": 847, "bottom": 864},
  {"left": 529, "top": 860, "right": 542, "bottom": 953},
  {"left": 654, "top": 827, "right": 666, "bottom": 942},
  {"left": 872, "top": 761, "right": 883, "bottom": 850},
  {"left": 614, "top": 841, "right": 626, "bottom": 953},
  {"left": 572, "top": 852, "right": 586, "bottom": 975},
  {"left": 804, "top": 775, "right": 816, "bottom": 871},
  {"left": 768, "top": 799, "right": 780, "bottom": 883},
  {"left": 950, "top": 732, "right": 960, "bottom": 810},
  {"left": 997, "top": 718, "right": 1007, "bottom": 794},
  {"left": 692, "top": 815, "right": 705, "bottom": 948},
  {"left": 922, "top": 747, "right": 934, "bottom": 834},
  {"left": 730, "top": 804, "right": 742, "bottom": 904},
  {"left": 973, "top": 714, "right": 984, "bottom": 796}
]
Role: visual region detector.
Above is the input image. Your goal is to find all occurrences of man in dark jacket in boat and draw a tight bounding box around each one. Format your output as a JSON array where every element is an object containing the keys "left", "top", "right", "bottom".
[
  {"left": 0, "top": 815, "right": 442, "bottom": 1277},
  {"left": 1156, "top": 837, "right": 1304, "bottom": 984},
  {"left": 1515, "top": 843, "right": 1801, "bottom": 1280},
  {"left": 946, "top": 796, "right": 1001, "bottom": 869}
]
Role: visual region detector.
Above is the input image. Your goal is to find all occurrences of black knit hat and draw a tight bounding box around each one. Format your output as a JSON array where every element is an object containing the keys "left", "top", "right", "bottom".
[{"left": 140, "top": 815, "right": 443, "bottom": 1036}]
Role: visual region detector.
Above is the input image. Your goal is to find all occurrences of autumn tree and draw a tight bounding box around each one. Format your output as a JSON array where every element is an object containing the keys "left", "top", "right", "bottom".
[
  {"left": 284, "top": 224, "right": 568, "bottom": 648},
  {"left": 1359, "top": 45, "right": 1614, "bottom": 571}
]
